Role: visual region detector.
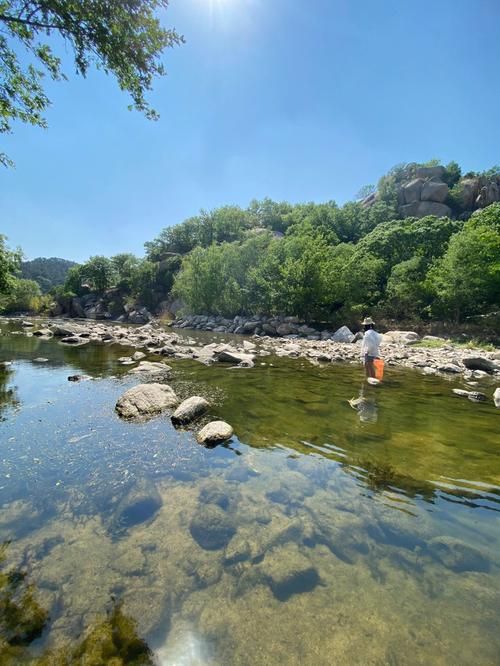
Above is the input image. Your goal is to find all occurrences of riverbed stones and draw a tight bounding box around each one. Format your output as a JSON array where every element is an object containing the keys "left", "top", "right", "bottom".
[
  {"left": 171, "top": 396, "right": 210, "bottom": 426},
  {"left": 427, "top": 536, "right": 489, "bottom": 573},
  {"left": 129, "top": 361, "right": 171, "bottom": 375},
  {"left": 462, "top": 356, "right": 498, "bottom": 373},
  {"left": 113, "top": 477, "right": 162, "bottom": 530},
  {"left": 115, "top": 383, "right": 178, "bottom": 418},
  {"left": 189, "top": 504, "right": 236, "bottom": 550},
  {"left": 196, "top": 421, "right": 234, "bottom": 445},
  {"left": 259, "top": 544, "right": 320, "bottom": 602}
]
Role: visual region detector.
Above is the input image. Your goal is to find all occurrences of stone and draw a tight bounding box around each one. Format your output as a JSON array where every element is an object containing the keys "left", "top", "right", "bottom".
[
  {"left": 452, "top": 389, "right": 471, "bottom": 398},
  {"left": 189, "top": 504, "right": 236, "bottom": 550},
  {"left": 416, "top": 201, "right": 452, "bottom": 218},
  {"left": 129, "top": 361, "right": 171, "bottom": 375},
  {"left": 68, "top": 374, "right": 91, "bottom": 382},
  {"left": 216, "top": 349, "right": 254, "bottom": 365},
  {"left": 399, "top": 202, "right": 421, "bottom": 217},
  {"left": 196, "top": 421, "right": 234, "bottom": 446},
  {"left": 33, "top": 357, "right": 49, "bottom": 363},
  {"left": 50, "top": 324, "right": 78, "bottom": 336},
  {"left": 383, "top": 330, "right": 419, "bottom": 344},
  {"left": 402, "top": 178, "right": 425, "bottom": 204},
  {"left": 225, "top": 536, "right": 251, "bottom": 564},
  {"left": 33, "top": 328, "right": 53, "bottom": 337},
  {"left": 276, "top": 323, "right": 295, "bottom": 336},
  {"left": 259, "top": 544, "right": 320, "bottom": 602},
  {"left": 171, "top": 396, "right": 210, "bottom": 426},
  {"left": 132, "top": 351, "right": 146, "bottom": 361},
  {"left": 113, "top": 477, "right": 162, "bottom": 530},
  {"left": 115, "top": 383, "right": 178, "bottom": 418},
  {"left": 459, "top": 178, "right": 479, "bottom": 209},
  {"left": 462, "top": 356, "right": 498, "bottom": 373},
  {"left": 118, "top": 357, "right": 135, "bottom": 365},
  {"left": 242, "top": 340, "right": 256, "bottom": 351},
  {"left": 22, "top": 321, "right": 34, "bottom": 327},
  {"left": 262, "top": 323, "right": 277, "bottom": 335},
  {"left": 420, "top": 179, "right": 449, "bottom": 203},
  {"left": 427, "top": 536, "right": 489, "bottom": 573},
  {"left": 331, "top": 325, "right": 355, "bottom": 343},
  {"left": 438, "top": 363, "right": 462, "bottom": 373},
  {"left": 494, "top": 388, "right": 500, "bottom": 408},
  {"left": 60, "top": 336, "right": 89, "bottom": 346},
  {"left": 415, "top": 165, "right": 446, "bottom": 180}
]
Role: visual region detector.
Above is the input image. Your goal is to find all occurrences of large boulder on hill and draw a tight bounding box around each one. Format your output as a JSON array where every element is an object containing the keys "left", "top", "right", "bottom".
[
  {"left": 416, "top": 201, "right": 451, "bottom": 218},
  {"left": 421, "top": 179, "right": 449, "bottom": 203},
  {"left": 115, "top": 383, "right": 178, "bottom": 418},
  {"left": 416, "top": 166, "right": 446, "bottom": 180},
  {"left": 399, "top": 202, "right": 421, "bottom": 217},
  {"left": 459, "top": 178, "right": 479, "bottom": 209},
  {"left": 402, "top": 178, "right": 425, "bottom": 204},
  {"left": 171, "top": 396, "right": 210, "bottom": 426}
]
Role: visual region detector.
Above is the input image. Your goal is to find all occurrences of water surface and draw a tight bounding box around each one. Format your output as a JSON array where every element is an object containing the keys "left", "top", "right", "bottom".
[{"left": 0, "top": 319, "right": 499, "bottom": 665}]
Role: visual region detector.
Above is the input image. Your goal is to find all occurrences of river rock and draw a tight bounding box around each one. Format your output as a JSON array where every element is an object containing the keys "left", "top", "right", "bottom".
[
  {"left": 438, "top": 363, "right": 462, "bottom": 373},
  {"left": 33, "top": 357, "right": 49, "bottom": 363},
  {"left": 189, "top": 504, "right": 236, "bottom": 550},
  {"left": 115, "top": 383, "right": 178, "bottom": 418},
  {"left": 427, "top": 536, "right": 489, "bottom": 573},
  {"left": 68, "top": 374, "right": 91, "bottom": 382},
  {"left": 259, "top": 544, "right": 320, "bottom": 601},
  {"left": 196, "top": 421, "right": 234, "bottom": 445},
  {"left": 118, "top": 357, "right": 135, "bottom": 365},
  {"left": 331, "top": 325, "right": 355, "bottom": 343},
  {"left": 129, "top": 361, "right": 171, "bottom": 375},
  {"left": 33, "top": 328, "right": 53, "bottom": 337},
  {"left": 383, "top": 330, "right": 419, "bottom": 344},
  {"left": 22, "top": 321, "right": 34, "bottom": 327},
  {"left": 462, "top": 356, "right": 498, "bottom": 373},
  {"left": 60, "top": 336, "right": 88, "bottom": 346},
  {"left": 494, "top": 388, "right": 500, "bottom": 408},
  {"left": 216, "top": 349, "right": 254, "bottom": 365},
  {"left": 113, "top": 477, "right": 162, "bottom": 530},
  {"left": 50, "top": 324, "right": 78, "bottom": 336},
  {"left": 132, "top": 351, "right": 146, "bottom": 361},
  {"left": 171, "top": 396, "right": 210, "bottom": 426}
]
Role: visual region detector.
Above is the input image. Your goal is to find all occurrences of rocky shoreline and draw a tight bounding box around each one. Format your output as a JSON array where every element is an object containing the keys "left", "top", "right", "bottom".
[{"left": 5, "top": 316, "right": 500, "bottom": 391}]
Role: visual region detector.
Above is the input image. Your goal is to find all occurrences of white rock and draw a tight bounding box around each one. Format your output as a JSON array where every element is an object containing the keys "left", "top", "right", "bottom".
[
  {"left": 129, "top": 361, "right": 171, "bottom": 375},
  {"left": 115, "top": 383, "right": 178, "bottom": 418},
  {"left": 197, "top": 420, "right": 234, "bottom": 445},
  {"left": 171, "top": 396, "right": 210, "bottom": 425}
]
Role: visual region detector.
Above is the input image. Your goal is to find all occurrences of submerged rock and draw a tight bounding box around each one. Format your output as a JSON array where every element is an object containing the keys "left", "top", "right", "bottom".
[
  {"left": 33, "top": 357, "right": 49, "bottom": 363},
  {"left": 427, "top": 536, "right": 490, "bottom": 573},
  {"left": 113, "top": 477, "right": 162, "bottom": 530},
  {"left": 189, "top": 504, "right": 236, "bottom": 550},
  {"left": 260, "top": 544, "right": 320, "bottom": 601},
  {"left": 494, "top": 387, "right": 500, "bottom": 408},
  {"left": 196, "top": 421, "right": 234, "bottom": 446},
  {"left": 452, "top": 388, "right": 487, "bottom": 402},
  {"left": 115, "top": 383, "right": 178, "bottom": 418},
  {"left": 129, "top": 361, "right": 171, "bottom": 375},
  {"left": 171, "top": 396, "right": 210, "bottom": 426},
  {"left": 33, "top": 328, "right": 53, "bottom": 337},
  {"left": 60, "top": 336, "right": 89, "bottom": 346},
  {"left": 68, "top": 374, "right": 91, "bottom": 382}
]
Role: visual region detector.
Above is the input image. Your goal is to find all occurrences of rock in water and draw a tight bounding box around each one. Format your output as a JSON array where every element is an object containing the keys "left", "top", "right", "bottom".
[
  {"left": 427, "top": 536, "right": 490, "bottom": 573},
  {"left": 129, "top": 361, "right": 171, "bottom": 375},
  {"left": 189, "top": 504, "right": 236, "bottom": 550},
  {"left": 462, "top": 356, "right": 498, "bottom": 373},
  {"left": 494, "top": 387, "right": 500, "bottom": 408},
  {"left": 115, "top": 383, "right": 178, "bottom": 418},
  {"left": 113, "top": 477, "right": 162, "bottom": 530},
  {"left": 171, "top": 396, "right": 210, "bottom": 426},
  {"left": 132, "top": 351, "right": 146, "bottom": 361},
  {"left": 260, "top": 544, "right": 320, "bottom": 601},
  {"left": 196, "top": 421, "right": 234, "bottom": 446}
]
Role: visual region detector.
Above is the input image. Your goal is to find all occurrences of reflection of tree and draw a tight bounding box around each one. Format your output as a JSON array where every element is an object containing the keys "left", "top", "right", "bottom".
[
  {"left": 0, "top": 367, "right": 19, "bottom": 422},
  {"left": 0, "top": 541, "right": 153, "bottom": 664},
  {"left": 352, "top": 459, "right": 437, "bottom": 502}
]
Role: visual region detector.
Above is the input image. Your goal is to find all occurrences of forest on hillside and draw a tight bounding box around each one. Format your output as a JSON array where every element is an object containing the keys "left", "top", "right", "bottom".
[{"left": 1, "top": 161, "right": 499, "bottom": 325}]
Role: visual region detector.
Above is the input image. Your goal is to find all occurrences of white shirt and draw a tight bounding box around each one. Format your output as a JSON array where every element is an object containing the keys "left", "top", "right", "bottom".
[{"left": 361, "top": 329, "right": 382, "bottom": 358}]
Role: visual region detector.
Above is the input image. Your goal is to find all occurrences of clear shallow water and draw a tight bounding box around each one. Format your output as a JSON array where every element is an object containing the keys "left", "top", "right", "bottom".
[{"left": 0, "top": 319, "right": 499, "bottom": 665}]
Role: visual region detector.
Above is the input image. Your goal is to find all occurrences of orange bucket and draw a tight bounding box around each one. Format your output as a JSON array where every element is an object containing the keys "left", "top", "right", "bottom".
[{"left": 374, "top": 358, "right": 385, "bottom": 381}]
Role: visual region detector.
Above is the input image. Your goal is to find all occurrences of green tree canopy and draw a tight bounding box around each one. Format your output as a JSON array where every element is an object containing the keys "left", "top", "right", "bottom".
[{"left": 0, "top": 0, "right": 183, "bottom": 166}]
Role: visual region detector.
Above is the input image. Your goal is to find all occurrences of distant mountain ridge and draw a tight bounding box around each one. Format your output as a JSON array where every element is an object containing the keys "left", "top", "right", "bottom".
[{"left": 21, "top": 257, "right": 77, "bottom": 293}]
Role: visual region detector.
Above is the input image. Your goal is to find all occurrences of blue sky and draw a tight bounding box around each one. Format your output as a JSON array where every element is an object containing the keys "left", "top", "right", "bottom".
[{"left": 1, "top": 0, "right": 500, "bottom": 262}]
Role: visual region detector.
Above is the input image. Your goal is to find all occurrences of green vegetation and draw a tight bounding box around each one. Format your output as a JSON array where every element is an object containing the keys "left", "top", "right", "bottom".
[
  {"left": 21, "top": 257, "right": 76, "bottom": 293},
  {"left": 1, "top": 161, "right": 498, "bottom": 325},
  {"left": 0, "top": 0, "right": 183, "bottom": 166}
]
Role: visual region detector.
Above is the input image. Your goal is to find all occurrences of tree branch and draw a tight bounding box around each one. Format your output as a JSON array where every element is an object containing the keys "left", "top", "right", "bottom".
[{"left": 0, "top": 13, "right": 58, "bottom": 30}]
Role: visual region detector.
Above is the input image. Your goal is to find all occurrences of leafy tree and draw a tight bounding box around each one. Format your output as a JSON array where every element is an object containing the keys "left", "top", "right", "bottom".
[
  {"left": 355, "top": 184, "right": 376, "bottom": 200},
  {"left": 0, "top": 235, "right": 21, "bottom": 294},
  {"left": 384, "top": 256, "right": 431, "bottom": 319},
  {"left": 427, "top": 219, "right": 500, "bottom": 322},
  {"left": 0, "top": 277, "right": 41, "bottom": 312},
  {"left": 0, "top": 0, "right": 183, "bottom": 166},
  {"left": 111, "top": 253, "right": 141, "bottom": 292}
]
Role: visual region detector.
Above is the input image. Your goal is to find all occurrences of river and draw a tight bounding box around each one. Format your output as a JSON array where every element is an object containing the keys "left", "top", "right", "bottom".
[{"left": 0, "top": 319, "right": 499, "bottom": 664}]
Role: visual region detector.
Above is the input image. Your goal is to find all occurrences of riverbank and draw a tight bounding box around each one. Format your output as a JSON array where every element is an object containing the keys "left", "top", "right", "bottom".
[{"left": 3, "top": 316, "right": 499, "bottom": 389}]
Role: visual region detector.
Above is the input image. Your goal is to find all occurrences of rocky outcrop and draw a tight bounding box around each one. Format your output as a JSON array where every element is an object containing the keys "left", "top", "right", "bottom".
[
  {"left": 397, "top": 169, "right": 451, "bottom": 218},
  {"left": 115, "top": 383, "right": 178, "bottom": 419}
]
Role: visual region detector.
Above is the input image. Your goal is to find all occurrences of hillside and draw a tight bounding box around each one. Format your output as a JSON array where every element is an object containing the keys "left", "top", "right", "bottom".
[{"left": 21, "top": 257, "right": 77, "bottom": 293}]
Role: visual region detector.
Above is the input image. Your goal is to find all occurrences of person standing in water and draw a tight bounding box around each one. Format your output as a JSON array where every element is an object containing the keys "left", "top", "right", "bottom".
[{"left": 360, "top": 317, "right": 382, "bottom": 378}]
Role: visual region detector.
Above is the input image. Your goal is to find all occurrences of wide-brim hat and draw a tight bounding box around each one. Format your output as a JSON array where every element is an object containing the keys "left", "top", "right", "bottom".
[{"left": 362, "top": 317, "right": 375, "bottom": 325}]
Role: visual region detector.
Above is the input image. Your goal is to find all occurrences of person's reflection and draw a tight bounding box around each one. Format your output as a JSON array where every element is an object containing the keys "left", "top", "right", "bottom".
[{"left": 349, "top": 384, "right": 378, "bottom": 423}]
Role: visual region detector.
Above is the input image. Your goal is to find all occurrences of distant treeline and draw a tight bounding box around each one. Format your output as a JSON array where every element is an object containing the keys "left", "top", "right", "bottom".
[
  {"left": 1, "top": 161, "right": 499, "bottom": 323},
  {"left": 21, "top": 257, "right": 77, "bottom": 293}
]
